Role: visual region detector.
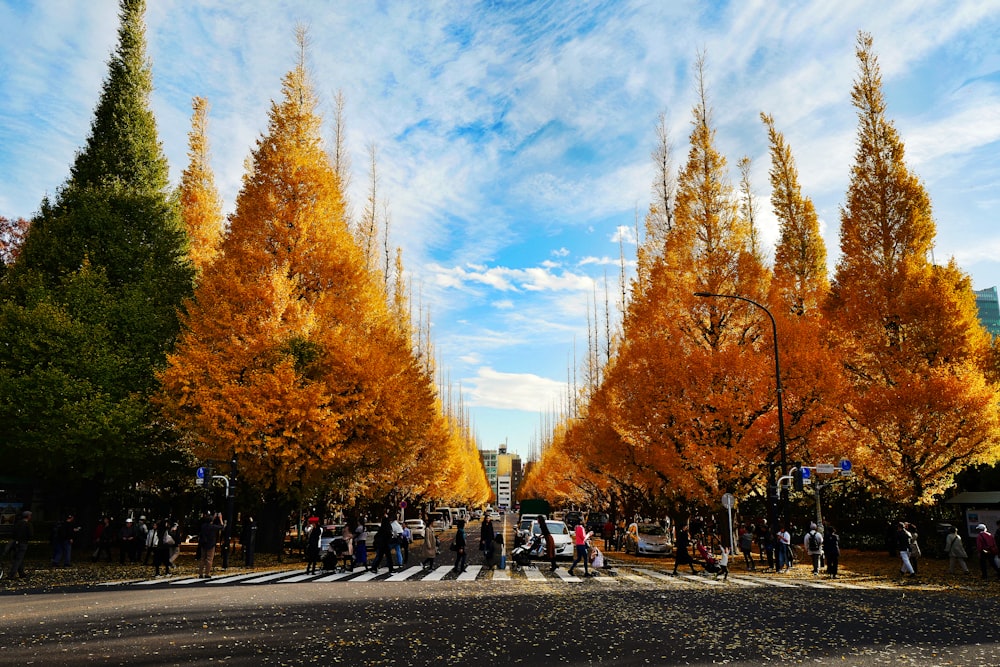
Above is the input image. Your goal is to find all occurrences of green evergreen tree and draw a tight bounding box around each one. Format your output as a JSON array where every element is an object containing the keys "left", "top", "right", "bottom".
[{"left": 0, "top": 0, "right": 193, "bottom": 503}]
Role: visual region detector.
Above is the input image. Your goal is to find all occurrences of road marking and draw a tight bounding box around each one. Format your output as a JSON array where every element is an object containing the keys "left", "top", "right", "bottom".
[
  {"left": 633, "top": 568, "right": 686, "bottom": 584},
  {"left": 385, "top": 566, "right": 424, "bottom": 582},
  {"left": 421, "top": 566, "right": 453, "bottom": 582},
  {"left": 348, "top": 569, "right": 384, "bottom": 582},
  {"left": 677, "top": 573, "right": 723, "bottom": 585},
  {"left": 492, "top": 568, "right": 511, "bottom": 581},
  {"left": 797, "top": 579, "right": 836, "bottom": 589},
  {"left": 554, "top": 569, "right": 581, "bottom": 582},
  {"left": 279, "top": 572, "right": 326, "bottom": 583},
  {"left": 205, "top": 572, "right": 272, "bottom": 585},
  {"left": 523, "top": 567, "right": 548, "bottom": 581},
  {"left": 750, "top": 576, "right": 797, "bottom": 588},
  {"left": 169, "top": 577, "right": 209, "bottom": 585},
  {"left": 457, "top": 565, "right": 482, "bottom": 581},
  {"left": 727, "top": 576, "right": 764, "bottom": 587},
  {"left": 824, "top": 580, "right": 866, "bottom": 589},
  {"left": 314, "top": 570, "right": 357, "bottom": 582},
  {"left": 242, "top": 570, "right": 301, "bottom": 584},
  {"left": 132, "top": 577, "right": 174, "bottom": 585}
]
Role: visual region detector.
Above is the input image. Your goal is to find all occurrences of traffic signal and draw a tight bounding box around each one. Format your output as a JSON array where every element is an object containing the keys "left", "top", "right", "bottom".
[{"left": 793, "top": 463, "right": 804, "bottom": 492}]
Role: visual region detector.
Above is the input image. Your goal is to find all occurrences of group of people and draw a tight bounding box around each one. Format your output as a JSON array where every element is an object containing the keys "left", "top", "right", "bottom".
[{"left": 669, "top": 519, "right": 842, "bottom": 579}]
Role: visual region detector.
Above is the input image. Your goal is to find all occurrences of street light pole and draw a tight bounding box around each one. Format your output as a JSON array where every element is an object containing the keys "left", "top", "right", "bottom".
[{"left": 693, "top": 292, "right": 788, "bottom": 529}]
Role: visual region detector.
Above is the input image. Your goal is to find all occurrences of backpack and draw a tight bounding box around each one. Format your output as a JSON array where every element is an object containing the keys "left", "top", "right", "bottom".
[{"left": 808, "top": 531, "right": 820, "bottom": 552}]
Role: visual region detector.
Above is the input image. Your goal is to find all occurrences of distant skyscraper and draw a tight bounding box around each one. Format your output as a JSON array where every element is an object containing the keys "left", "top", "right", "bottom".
[{"left": 974, "top": 287, "right": 1000, "bottom": 337}]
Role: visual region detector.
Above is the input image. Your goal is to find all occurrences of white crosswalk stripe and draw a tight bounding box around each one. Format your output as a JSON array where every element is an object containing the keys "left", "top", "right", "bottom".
[
  {"left": 279, "top": 572, "right": 326, "bottom": 583},
  {"left": 206, "top": 572, "right": 270, "bottom": 585},
  {"left": 421, "top": 565, "right": 453, "bottom": 582},
  {"left": 554, "top": 568, "right": 581, "bottom": 582},
  {"left": 385, "top": 566, "right": 424, "bottom": 582},
  {"left": 122, "top": 564, "right": 898, "bottom": 591},
  {"left": 242, "top": 570, "right": 300, "bottom": 584}
]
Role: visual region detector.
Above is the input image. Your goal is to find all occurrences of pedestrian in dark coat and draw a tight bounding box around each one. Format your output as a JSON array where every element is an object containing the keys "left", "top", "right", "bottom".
[
  {"left": 480, "top": 517, "right": 495, "bottom": 564},
  {"left": 453, "top": 520, "right": 468, "bottom": 572},
  {"left": 371, "top": 515, "right": 395, "bottom": 573},
  {"left": 824, "top": 525, "right": 841, "bottom": 578},
  {"left": 305, "top": 522, "right": 322, "bottom": 574},
  {"left": 8, "top": 511, "right": 33, "bottom": 578},
  {"left": 672, "top": 524, "right": 697, "bottom": 575}
]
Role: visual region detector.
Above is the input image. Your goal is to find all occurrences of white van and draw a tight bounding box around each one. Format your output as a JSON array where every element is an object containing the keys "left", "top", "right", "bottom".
[{"left": 433, "top": 507, "right": 455, "bottom": 528}]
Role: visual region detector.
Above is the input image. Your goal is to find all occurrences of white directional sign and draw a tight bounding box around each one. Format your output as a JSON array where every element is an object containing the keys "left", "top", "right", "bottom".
[{"left": 816, "top": 463, "right": 835, "bottom": 474}]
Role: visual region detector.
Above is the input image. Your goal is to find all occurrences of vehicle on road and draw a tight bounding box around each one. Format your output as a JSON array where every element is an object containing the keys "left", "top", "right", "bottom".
[
  {"left": 564, "top": 511, "right": 585, "bottom": 529},
  {"left": 488, "top": 510, "right": 501, "bottom": 522},
  {"left": 404, "top": 519, "right": 426, "bottom": 540},
  {"left": 623, "top": 522, "right": 673, "bottom": 556},
  {"left": 586, "top": 512, "right": 610, "bottom": 536},
  {"left": 318, "top": 524, "right": 344, "bottom": 553},
  {"left": 517, "top": 519, "right": 573, "bottom": 559}
]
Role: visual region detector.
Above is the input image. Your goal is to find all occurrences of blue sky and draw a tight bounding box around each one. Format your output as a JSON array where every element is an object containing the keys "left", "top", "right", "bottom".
[{"left": 2, "top": 1, "right": 999, "bottom": 460}]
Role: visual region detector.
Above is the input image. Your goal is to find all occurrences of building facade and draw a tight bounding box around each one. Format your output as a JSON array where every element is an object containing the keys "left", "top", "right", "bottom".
[
  {"left": 479, "top": 443, "right": 522, "bottom": 510},
  {"left": 974, "top": 287, "right": 1000, "bottom": 337}
]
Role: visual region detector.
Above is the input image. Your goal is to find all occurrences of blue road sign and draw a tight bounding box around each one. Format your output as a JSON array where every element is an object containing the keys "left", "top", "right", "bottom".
[
  {"left": 801, "top": 467, "right": 811, "bottom": 480},
  {"left": 196, "top": 466, "right": 206, "bottom": 479},
  {"left": 839, "top": 458, "right": 852, "bottom": 476}
]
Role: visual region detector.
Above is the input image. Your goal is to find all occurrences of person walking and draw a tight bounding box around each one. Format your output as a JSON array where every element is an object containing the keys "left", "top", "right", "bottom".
[
  {"left": 7, "top": 510, "right": 33, "bottom": 579},
  {"left": 143, "top": 518, "right": 159, "bottom": 567},
  {"left": 895, "top": 522, "right": 915, "bottom": 578},
  {"left": 739, "top": 526, "right": 756, "bottom": 571},
  {"left": 672, "top": 524, "right": 697, "bottom": 575},
  {"left": 944, "top": 525, "right": 969, "bottom": 575},
  {"left": 304, "top": 520, "right": 322, "bottom": 574},
  {"left": 906, "top": 522, "right": 921, "bottom": 575},
  {"left": 568, "top": 523, "right": 594, "bottom": 577},
  {"left": 353, "top": 520, "right": 368, "bottom": 571},
  {"left": 824, "top": 525, "right": 841, "bottom": 578},
  {"left": 371, "top": 514, "right": 395, "bottom": 573},
  {"left": 152, "top": 519, "right": 173, "bottom": 576},
  {"left": 119, "top": 518, "right": 137, "bottom": 564},
  {"left": 804, "top": 523, "right": 824, "bottom": 575},
  {"left": 241, "top": 516, "right": 257, "bottom": 568},
  {"left": 480, "top": 516, "right": 495, "bottom": 565},
  {"left": 51, "top": 514, "right": 79, "bottom": 568},
  {"left": 974, "top": 523, "right": 1000, "bottom": 581},
  {"left": 715, "top": 546, "right": 730, "bottom": 581},
  {"left": 198, "top": 513, "right": 225, "bottom": 578},
  {"left": 776, "top": 524, "right": 792, "bottom": 573},
  {"left": 452, "top": 520, "right": 468, "bottom": 573},
  {"left": 537, "top": 516, "right": 557, "bottom": 571},
  {"left": 421, "top": 522, "right": 438, "bottom": 569}
]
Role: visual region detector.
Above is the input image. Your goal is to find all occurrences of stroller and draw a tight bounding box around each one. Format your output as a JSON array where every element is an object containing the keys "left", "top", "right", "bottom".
[
  {"left": 510, "top": 534, "right": 541, "bottom": 572},
  {"left": 696, "top": 542, "right": 721, "bottom": 574},
  {"left": 322, "top": 537, "right": 354, "bottom": 572}
]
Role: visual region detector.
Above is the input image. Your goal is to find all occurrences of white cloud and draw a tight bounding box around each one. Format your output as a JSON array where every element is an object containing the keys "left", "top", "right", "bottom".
[{"left": 463, "top": 366, "right": 566, "bottom": 411}]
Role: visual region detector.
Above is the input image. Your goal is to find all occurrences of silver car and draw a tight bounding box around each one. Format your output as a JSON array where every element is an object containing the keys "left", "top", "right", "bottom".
[{"left": 624, "top": 522, "right": 673, "bottom": 556}]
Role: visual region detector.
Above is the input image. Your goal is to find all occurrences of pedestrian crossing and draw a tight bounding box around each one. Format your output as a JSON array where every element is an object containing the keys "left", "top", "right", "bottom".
[{"left": 126, "top": 565, "right": 894, "bottom": 590}]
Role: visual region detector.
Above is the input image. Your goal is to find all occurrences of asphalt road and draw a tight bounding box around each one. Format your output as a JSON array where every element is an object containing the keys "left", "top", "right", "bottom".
[
  {"left": 4, "top": 518, "right": 999, "bottom": 665},
  {"left": 4, "top": 574, "right": 1000, "bottom": 666}
]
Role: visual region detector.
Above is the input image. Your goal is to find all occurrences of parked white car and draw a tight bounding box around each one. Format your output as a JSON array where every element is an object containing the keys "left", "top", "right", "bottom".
[
  {"left": 519, "top": 519, "right": 574, "bottom": 559},
  {"left": 404, "top": 519, "right": 426, "bottom": 540}
]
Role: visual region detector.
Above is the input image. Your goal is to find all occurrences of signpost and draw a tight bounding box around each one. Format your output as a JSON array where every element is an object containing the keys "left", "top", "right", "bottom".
[
  {"left": 800, "top": 467, "right": 812, "bottom": 486},
  {"left": 195, "top": 466, "right": 206, "bottom": 486},
  {"left": 839, "top": 459, "right": 853, "bottom": 476},
  {"left": 721, "top": 493, "right": 735, "bottom": 550}
]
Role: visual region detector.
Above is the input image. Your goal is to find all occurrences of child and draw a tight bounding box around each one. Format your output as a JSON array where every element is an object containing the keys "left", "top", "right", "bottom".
[{"left": 715, "top": 546, "right": 730, "bottom": 581}]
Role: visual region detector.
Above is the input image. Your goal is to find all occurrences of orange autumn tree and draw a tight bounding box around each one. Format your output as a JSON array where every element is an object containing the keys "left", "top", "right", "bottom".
[
  {"left": 824, "top": 33, "right": 1000, "bottom": 504},
  {"left": 602, "top": 57, "right": 775, "bottom": 507},
  {"left": 179, "top": 96, "right": 223, "bottom": 276},
  {"left": 760, "top": 113, "right": 846, "bottom": 471},
  {"left": 159, "top": 38, "right": 441, "bottom": 537}
]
